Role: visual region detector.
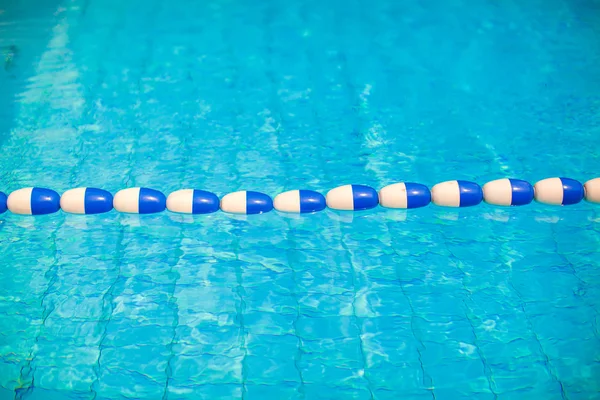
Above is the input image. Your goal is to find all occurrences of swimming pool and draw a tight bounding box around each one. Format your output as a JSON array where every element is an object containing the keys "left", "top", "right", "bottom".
[{"left": 1, "top": 0, "right": 599, "bottom": 398}]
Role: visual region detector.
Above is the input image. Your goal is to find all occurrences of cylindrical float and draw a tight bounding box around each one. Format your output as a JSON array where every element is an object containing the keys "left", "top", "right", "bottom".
[
  {"left": 431, "top": 180, "right": 483, "bottom": 207},
  {"left": 220, "top": 191, "right": 273, "bottom": 214},
  {"left": 482, "top": 178, "right": 534, "bottom": 206},
  {"left": 534, "top": 177, "right": 584, "bottom": 206},
  {"left": 113, "top": 187, "right": 166, "bottom": 214},
  {"left": 167, "top": 189, "right": 220, "bottom": 214},
  {"left": 326, "top": 184, "right": 379, "bottom": 211},
  {"left": 61, "top": 187, "right": 114, "bottom": 214},
  {"left": 274, "top": 190, "right": 326, "bottom": 213},
  {"left": 7, "top": 187, "right": 61, "bottom": 215},
  {"left": 378, "top": 182, "right": 430, "bottom": 209}
]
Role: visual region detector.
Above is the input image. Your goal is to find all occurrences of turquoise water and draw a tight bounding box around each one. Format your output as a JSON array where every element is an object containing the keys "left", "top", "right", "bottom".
[{"left": 1, "top": 0, "right": 600, "bottom": 398}]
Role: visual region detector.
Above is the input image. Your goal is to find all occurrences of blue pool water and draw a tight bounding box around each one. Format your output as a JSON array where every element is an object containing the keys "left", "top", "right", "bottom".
[{"left": 1, "top": 0, "right": 600, "bottom": 398}]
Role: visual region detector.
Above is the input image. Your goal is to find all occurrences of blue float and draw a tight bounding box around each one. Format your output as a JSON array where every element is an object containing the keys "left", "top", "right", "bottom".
[
  {"left": 482, "top": 178, "right": 534, "bottom": 206},
  {"left": 7, "top": 187, "right": 61, "bottom": 215},
  {"left": 273, "top": 190, "right": 327, "bottom": 213},
  {"left": 0, "top": 191, "right": 6, "bottom": 214},
  {"left": 167, "top": 189, "right": 220, "bottom": 214},
  {"left": 326, "top": 184, "right": 379, "bottom": 211},
  {"left": 113, "top": 187, "right": 166, "bottom": 214},
  {"left": 560, "top": 178, "right": 585, "bottom": 205},
  {"left": 220, "top": 190, "right": 273, "bottom": 214},
  {"left": 378, "top": 182, "right": 431, "bottom": 209},
  {"left": 61, "top": 187, "right": 113, "bottom": 214},
  {"left": 431, "top": 180, "right": 483, "bottom": 207}
]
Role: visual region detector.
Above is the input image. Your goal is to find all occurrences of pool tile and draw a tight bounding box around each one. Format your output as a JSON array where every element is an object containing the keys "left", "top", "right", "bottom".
[
  {"left": 302, "top": 384, "right": 372, "bottom": 399},
  {"left": 174, "top": 323, "right": 243, "bottom": 357},
  {"left": 427, "top": 359, "right": 492, "bottom": 394},
  {"left": 367, "top": 363, "right": 429, "bottom": 393},
  {"left": 245, "top": 355, "right": 300, "bottom": 385},
  {"left": 93, "top": 365, "right": 165, "bottom": 399},
  {"left": 168, "top": 353, "right": 243, "bottom": 386},
  {"left": 296, "top": 316, "right": 360, "bottom": 341},
  {"left": 165, "top": 383, "right": 242, "bottom": 400},
  {"left": 103, "top": 319, "right": 173, "bottom": 346},
  {"left": 243, "top": 284, "right": 298, "bottom": 315},
  {"left": 300, "top": 336, "right": 365, "bottom": 370},
  {"left": 491, "top": 360, "right": 562, "bottom": 397},
  {"left": 244, "top": 383, "right": 303, "bottom": 400},
  {"left": 0, "top": 362, "right": 21, "bottom": 393},
  {"left": 33, "top": 365, "right": 96, "bottom": 393},
  {"left": 243, "top": 311, "right": 296, "bottom": 335},
  {"left": 373, "top": 388, "right": 434, "bottom": 400}
]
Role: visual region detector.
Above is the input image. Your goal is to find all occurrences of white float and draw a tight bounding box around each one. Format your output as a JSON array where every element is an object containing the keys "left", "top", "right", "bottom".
[{"left": 584, "top": 178, "right": 600, "bottom": 204}]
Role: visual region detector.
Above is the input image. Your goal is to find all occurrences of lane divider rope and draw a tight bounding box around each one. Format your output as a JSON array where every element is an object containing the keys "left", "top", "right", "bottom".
[{"left": 1, "top": 177, "right": 599, "bottom": 216}]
